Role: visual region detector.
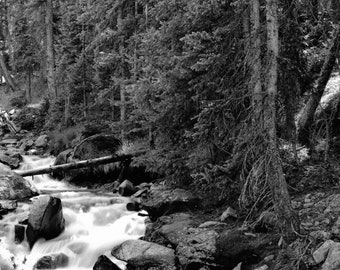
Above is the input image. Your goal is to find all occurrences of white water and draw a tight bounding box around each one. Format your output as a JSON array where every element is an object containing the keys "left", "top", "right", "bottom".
[{"left": 0, "top": 156, "right": 146, "bottom": 270}]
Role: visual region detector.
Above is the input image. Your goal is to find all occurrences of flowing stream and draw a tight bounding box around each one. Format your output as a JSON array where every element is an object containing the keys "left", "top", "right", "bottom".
[{"left": 0, "top": 155, "right": 147, "bottom": 270}]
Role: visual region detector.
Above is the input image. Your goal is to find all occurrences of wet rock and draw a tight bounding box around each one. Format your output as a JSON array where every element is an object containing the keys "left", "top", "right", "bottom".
[
  {"left": 111, "top": 239, "right": 176, "bottom": 268},
  {"left": 26, "top": 195, "right": 65, "bottom": 248},
  {"left": 93, "top": 255, "right": 121, "bottom": 270},
  {"left": 140, "top": 185, "right": 200, "bottom": 220},
  {"left": 176, "top": 227, "right": 219, "bottom": 269},
  {"left": 34, "top": 253, "right": 69, "bottom": 269},
  {"left": 0, "top": 171, "right": 38, "bottom": 200},
  {"left": 35, "top": 135, "right": 49, "bottom": 148},
  {"left": 321, "top": 242, "right": 340, "bottom": 270},
  {"left": 0, "top": 200, "right": 17, "bottom": 215},
  {"left": 220, "top": 207, "right": 238, "bottom": 222},
  {"left": 19, "top": 139, "right": 34, "bottom": 152},
  {"left": 126, "top": 200, "right": 141, "bottom": 212},
  {"left": 0, "top": 151, "right": 22, "bottom": 169},
  {"left": 52, "top": 149, "right": 73, "bottom": 178},
  {"left": 14, "top": 224, "right": 25, "bottom": 244},
  {"left": 118, "top": 180, "right": 137, "bottom": 197}
]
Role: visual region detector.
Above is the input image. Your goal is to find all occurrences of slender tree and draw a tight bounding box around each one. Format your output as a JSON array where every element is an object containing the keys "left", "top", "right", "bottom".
[
  {"left": 46, "top": 0, "right": 56, "bottom": 98},
  {"left": 265, "top": 0, "right": 299, "bottom": 238}
]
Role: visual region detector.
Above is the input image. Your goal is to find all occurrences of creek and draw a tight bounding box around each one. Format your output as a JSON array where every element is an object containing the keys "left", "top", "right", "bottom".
[{"left": 0, "top": 155, "right": 147, "bottom": 270}]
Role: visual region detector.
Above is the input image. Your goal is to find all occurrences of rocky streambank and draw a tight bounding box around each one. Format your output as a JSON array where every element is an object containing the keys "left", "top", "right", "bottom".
[{"left": 2, "top": 133, "right": 340, "bottom": 270}]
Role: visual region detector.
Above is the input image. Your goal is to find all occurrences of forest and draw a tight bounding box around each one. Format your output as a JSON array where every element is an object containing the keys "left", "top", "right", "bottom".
[{"left": 0, "top": 0, "right": 339, "bottom": 269}]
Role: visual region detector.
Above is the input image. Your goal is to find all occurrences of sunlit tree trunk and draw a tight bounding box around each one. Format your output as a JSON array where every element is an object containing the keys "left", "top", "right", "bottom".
[
  {"left": 46, "top": 0, "right": 57, "bottom": 98},
  {"left": 265, "top": 0, "right": 299, "bottom": 239}
]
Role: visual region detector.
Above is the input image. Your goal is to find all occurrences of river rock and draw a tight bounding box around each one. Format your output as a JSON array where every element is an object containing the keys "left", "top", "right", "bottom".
[
  {"left": 93, "top": 255, "right": 121, "bottom": 270},
  {"left": 0, "top": 151, "right": 22, "bottom": 169},
  {"left": 158, "top": 213, "right": 197, "bottom": 246},
  {"left": 0, "top": 200, "right": 17, "bottom": 215},
  {"left": 26, "top": 195, "right": 65, "bottom": 248},
  {"left": 140, "top": 185, "right": 200, "bottom": 220},
  {"left": 313, "top": 240, "right": 334, "bottom": 264},
  {"left": 118, "top": 180, "right": 137, "bottom": 196},
  {"left": 35, "top": 135, "right": 49, "bottom": 148},
  {"left": 111, "top": 239, "right": 176, "bottom": 268},
  {"left": 321, "top": 242, "right": 340, "bottom": 270},
  {"left": 34, "top": 253, "right": 69, "bottom": 269},
  {"left": 19, "top": 139, "right": 34, "bottom": 152},
  {"left": 14, "top": 224, "right": 25, "bottom": 244},
  {"left": 176, "top": 227, "right": 219, "bottom": 269},
  {"left": 0, "top": 171, "right": 38, "bottom": 200}
]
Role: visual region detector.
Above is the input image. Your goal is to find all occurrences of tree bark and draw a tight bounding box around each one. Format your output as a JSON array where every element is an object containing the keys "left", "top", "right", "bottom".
[
  {"left": 26, "top": 69, "right": 32, "bottom": 103},
  {"left": 297, "top": 25, "right": 340, "bottom": 146},
  {"left": 46, "top": 0, "right": 57, "bottom": 98},
  {"left": 251, "top": 0, "right": 263, "bottom": 122},
  {"left": 16, "top": 154, "right": 132, "bottom": 177},
  {"left": 118, "top": 6, "right": 126, "bottom": 142},
  {"left": 0, "top": 51, "right": 20, "bottom": 92},
  {"left": 265, "top": 0, "right": 299, "bottom": 239}
]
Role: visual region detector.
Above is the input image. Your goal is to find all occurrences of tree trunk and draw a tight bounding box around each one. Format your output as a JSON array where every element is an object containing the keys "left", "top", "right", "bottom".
[
  {"left": 265, "top": 0, "right": 299, "bottom": 239},
  {"left": 46, "top": 0, "right": 57, "bottom": 98},
  {"left": 251, "top": 0, "right": 263, "bottom": 122},
  {"left": 16, "top": 154, "right": 132, "bottom": 177},
  {"left": 0, "top": 51, "right": 20, "bottom": 92},
  {"left": 118, "top": 6, "right": 126, "bottom": 142},
  {"left": 26, "top": 69, "right": 32, "bottom": 103},
  {"left": 297, "top": 26, "right": 340, "bottom": 146}
]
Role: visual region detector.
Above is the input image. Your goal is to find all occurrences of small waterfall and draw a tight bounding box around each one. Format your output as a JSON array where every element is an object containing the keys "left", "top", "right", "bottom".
[{"left": 0, "top": 156, "right": 146, "bottom": 270}]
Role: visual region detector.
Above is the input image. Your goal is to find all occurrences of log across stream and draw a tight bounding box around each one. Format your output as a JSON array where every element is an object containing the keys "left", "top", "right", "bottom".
[
  {"left": 15, "top": 154, "right": 132, "bottom": 177},
  {"left": 0, "top": 155, "right": 147, "bottom": 270}
]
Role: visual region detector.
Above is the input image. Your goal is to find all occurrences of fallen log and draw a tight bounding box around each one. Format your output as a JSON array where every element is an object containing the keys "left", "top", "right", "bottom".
[{"left": 15, "top": 154, "right": 132, "bottom": 177}]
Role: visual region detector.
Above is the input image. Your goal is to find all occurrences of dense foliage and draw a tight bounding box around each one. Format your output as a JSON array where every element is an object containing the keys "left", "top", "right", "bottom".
[{"left": 1, "top": 0, "right": 339, "bottom": 210}]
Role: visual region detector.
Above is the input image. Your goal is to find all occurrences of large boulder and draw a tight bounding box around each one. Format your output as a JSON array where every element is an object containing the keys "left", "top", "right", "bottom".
[
  {"left": 35, "top": 135, "right": 49, "bottom": 148},
  {"left": 140, "top": 185, "right": 200, "bottom": 220},
  {"left": 0, "top": 171, "right": 38, "bottom": 200},
  {"left": 26, "top": 195, "right": 65, "bottom": 248},
  {"left": 0, "top": 151, "right": 22, "bottom": 169},
  {"left": 34, "top": 253, "right": 69, "bottom": 269},
  {"left": 93, "top": 255, "right": 121, "bottom": 270},
  {"left": 111, "top": 239, "right": 176, "bottom": 269},
  {"left": 176, "top": 227, "right": 219, "bottom": 269}
]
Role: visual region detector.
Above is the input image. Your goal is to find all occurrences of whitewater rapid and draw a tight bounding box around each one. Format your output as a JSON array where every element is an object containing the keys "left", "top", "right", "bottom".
[{"left": 0, "top": 155, "right": 146, "bottom": 270}]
